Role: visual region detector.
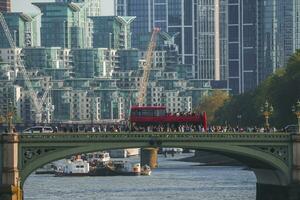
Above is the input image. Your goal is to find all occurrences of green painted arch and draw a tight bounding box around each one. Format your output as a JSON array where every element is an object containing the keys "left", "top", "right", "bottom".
[{"left": 20, "top": 142, "right": 290, "bottom": 187}]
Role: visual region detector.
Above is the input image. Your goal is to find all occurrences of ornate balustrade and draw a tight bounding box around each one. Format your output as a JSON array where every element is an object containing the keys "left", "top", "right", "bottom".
[{"left": 16, "top": 132, "right": 291, "bottom": 143}]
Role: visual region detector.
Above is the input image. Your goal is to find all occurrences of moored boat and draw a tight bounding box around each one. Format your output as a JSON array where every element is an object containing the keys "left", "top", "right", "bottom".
[
  {"left": 89, "top": 160, "right": 141, "bottom": 176},
  {"left": 87, "top": 151, "right": 110, "bottom": 167},
  {"left": 55, "top": 157, "right": 90, "bottom": 177},
  {"left": 35, "top": 163, "right": 57, "bottom": 175}
]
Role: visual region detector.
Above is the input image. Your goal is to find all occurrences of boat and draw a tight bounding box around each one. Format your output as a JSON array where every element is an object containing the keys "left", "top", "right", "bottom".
[
  {"left": 126, "top": 148, "right": 140, "bottom": 157},
  {"left": 55, "top": 157, "right": 90, "bottom": 177},
  {"left": 35, "top": 163, "right": 57, "bottom": 174},
  {"left": 161, "top": 148, "right": 183, "bottom": 157},
  {"left": 87, "top": 151, "right": 110, "bottom": 167},
  {"left": 89, "top": 160, "right": 141, "bottom": 176},
  {"left": 108, "top": 149, "right": 128, "bottom": 158},
  {"left": 140, "top": 165, "right": 151, "bottom": 176}
]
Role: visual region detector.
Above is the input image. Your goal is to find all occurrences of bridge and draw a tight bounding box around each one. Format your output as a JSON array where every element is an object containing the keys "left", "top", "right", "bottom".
[{"left": 1, "top": 131, "right": 300, "bottom": 200}]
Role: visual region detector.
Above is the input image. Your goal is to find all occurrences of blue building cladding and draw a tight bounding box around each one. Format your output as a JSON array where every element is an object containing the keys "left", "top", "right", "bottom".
[{"left": 115, "top": 0, "right": 197, "bottom": 77}]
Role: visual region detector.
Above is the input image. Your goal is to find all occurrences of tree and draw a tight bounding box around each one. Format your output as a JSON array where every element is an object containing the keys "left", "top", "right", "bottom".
[
  {"left": 214, "top": 50, "right": 300, "bottom": 128},
  {"left": 196, "top": 90, "right": 229, "bottom": 123}
]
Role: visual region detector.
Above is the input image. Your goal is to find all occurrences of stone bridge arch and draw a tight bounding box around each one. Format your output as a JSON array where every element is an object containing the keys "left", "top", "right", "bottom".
[
  {"left": 20, "top": 135, "right": 291, "bottom": 189},
  {"left": 1, "top": 132, "right": 298, "bottom": 200}
]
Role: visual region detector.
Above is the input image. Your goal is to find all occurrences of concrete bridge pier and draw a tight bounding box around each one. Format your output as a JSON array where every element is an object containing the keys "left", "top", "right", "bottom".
[
  {"left": 0, "top": 133, "right": 22, "bottom": 200},
  {"left": 141, "top": 148, "right": 158, "bottom": 169},
  {"left": 255, "top": 134, "right": 300, "bottom": 200},
  {"left": 256, "top": 134, "right": 300, "bottom": 200},
  {"left": 256, "top": 184, "right": 300, "bottom": 200}
]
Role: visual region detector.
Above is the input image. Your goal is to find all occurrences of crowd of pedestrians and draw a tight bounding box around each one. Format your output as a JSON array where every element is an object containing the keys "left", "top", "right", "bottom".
[{"left": 53, "top": 123, "right": 279, "bottom": 133}]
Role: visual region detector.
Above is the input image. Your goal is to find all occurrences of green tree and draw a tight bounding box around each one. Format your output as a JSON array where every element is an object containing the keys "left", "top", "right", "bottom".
[
  {"left": 196, "top": 90, "right": 229, "bottom": 123},
  {"left": 214, "top": 50, "right": 300, "bottom": 128}
]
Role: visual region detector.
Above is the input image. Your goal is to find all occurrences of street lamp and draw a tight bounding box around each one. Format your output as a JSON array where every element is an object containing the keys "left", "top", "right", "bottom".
[
  {"left": 292, "top": 100, "right": 300, "bottom": 134},
  {"left": 6, "top": 100, "right": 16, "bottom": 133},
  {"left": 237, "top": 115, "right": 242, "bottom": 127},
  {"left": 260, "top": 101, "right": 273, "bottom": 130}
]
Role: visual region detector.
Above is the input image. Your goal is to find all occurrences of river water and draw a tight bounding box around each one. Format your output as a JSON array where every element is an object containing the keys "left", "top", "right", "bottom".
[{"left": 23, "top": 154, "right": 256, "bottom": 200}]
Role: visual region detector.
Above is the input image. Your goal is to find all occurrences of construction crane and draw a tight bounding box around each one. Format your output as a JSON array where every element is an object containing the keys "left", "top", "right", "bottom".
[
  {"left": 137, "top": 28, "right": 160, "bottom": 106},
  {"left": 0, "top": 12, "right": 50, "bottom": 123}
]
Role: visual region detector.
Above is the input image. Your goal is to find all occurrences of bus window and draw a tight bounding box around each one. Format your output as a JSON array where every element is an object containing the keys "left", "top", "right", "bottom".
[
  {"left": 159, "top": 109, "right": 166, "bottom": 116},
  {"left": 141, "top": 110, "right": 154, "bottom": 117},
  {"left": 154, "top": 109, "right": 166, "bottom": 116}
]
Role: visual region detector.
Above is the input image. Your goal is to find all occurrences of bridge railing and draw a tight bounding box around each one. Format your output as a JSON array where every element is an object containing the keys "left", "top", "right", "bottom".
[{"left": 17, "top": 132, "right": 292, "bottom": 142}]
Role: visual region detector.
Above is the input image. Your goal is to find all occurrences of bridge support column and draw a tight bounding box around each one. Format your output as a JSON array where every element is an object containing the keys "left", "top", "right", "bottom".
[
  {"left": 256, "top": 183, "right": 300, "bottom": 200},
  {"left": 141, "top": 148, "right": 158, "bottom": 169},
  {"left": 0, "top": 133, "right": 22, "bottom": 200},
  {"left": 292, "top": 134, "right": 300, "bottom": 183}
]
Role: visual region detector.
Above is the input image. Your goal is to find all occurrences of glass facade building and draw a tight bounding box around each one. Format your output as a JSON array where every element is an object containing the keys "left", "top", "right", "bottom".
[
  {"left": 90, "top": 16, "right": 135, "bottom": 49},
  {"left": 294, "top": 0, "right": 300, "bottom": 52},
  {"left": 117, "top": 49, "right": 139, "bottom": 70},
  {"left": 257, "top": 0, "right": 296, "bottom": 83},
  {"left": 197, "top": 0, "right": 228, "bottom": 83},
  {"left": 55, "top": 0, "right": 101, "bottom": 16},
  {"left": 227, "top": 0, "right": 258, "bottom": 94},
  {"left": 56, "top": 0, "right": 102, "bottom": 47},
  {"left": 71, "top": 48, "right": 107, "bottom": 78},
  {"left": 114, "top": 0, "right": 198, "bottom": 78},
  {"left": 0, "top": 13, "right": 38, "bottom": 48},
  {"left": 226, "top": 0, "right": 299, "bottom": 94},
  {"left": 34, "top": 2, "right": 87, "bottom": 48}
]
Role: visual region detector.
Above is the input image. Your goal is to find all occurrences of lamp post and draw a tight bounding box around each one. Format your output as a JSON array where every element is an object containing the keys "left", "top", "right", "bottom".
[
  {"left": 6, "top": 100, "right": 16, "bottom": 133},
  {"left": 292, "top": 100, "right": 300, "bottom": 134},
  {"left": 237, "top": 115, "right": 242, "bottom": 128},
  {"left": 260, "top": 101, "right": 273, "bottom": 130}
]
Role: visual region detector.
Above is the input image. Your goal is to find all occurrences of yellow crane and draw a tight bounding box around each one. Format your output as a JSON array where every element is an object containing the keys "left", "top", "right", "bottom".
[
  {"left": 137, "top": 28, "right": 160, "bottom": 106},
  {"left": 135, "top": 28, "right": 160, "bottom": 169}
]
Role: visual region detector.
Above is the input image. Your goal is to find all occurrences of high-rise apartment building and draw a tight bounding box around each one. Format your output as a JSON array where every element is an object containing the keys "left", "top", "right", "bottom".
[
  {"left": 55, "top": 0, "right": 101, "bottom": 16},
  {"left": 257, "top": 0, "right": 300, "bottom": 83},
  {"left": 226, "top": 0, "right": 259, "bottom": 94},
  {"left": 55, "top": 0, "right": 102, "bottom": 47},
  {"left": 225, "top": 0, "right": 299, "bottom": 94},
  {"left": 0, "top": 13, "right": 38, "bottom": 48},
  {"left": 197, "top": 0, "right": 228, "bottom": 83},
  {"left": 114, "top": 0, "right": 198, "bottom": 78},
  {"left": 0, "top": 0, "right": 11, "bottom": 12},
  {"left": 33, "top": 2, "right": 88, "bottom": 48},
  {"left": 294, "top": 0, "right": 300, "bottom": 52},
  {"left": 71, "top": 48, "right": 108, "bottom": 78},
  {"left": 90, "top": 16, "right": 135, "bottom": 49}
]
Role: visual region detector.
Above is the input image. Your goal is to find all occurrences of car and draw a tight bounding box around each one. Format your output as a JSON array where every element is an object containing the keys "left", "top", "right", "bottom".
[
  {"left": 284, "top": 125, "right": 299, "bottom": 133},
  {"left": 23, "top": 126, "right": 54, "bottom": 134}
]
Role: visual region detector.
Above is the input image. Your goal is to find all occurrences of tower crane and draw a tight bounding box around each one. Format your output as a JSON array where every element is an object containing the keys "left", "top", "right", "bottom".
[
  {"left": 137, "top": 28, "right": 160, "bottom": 106},
  {"left": 0, "top": 12, "right": 50, "bottom": 123}
]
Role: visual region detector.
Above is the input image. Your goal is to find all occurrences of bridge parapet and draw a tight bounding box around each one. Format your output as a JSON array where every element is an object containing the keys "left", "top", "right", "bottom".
[{"left": 18, "top": 132, "right": 291, "bottom": 142}]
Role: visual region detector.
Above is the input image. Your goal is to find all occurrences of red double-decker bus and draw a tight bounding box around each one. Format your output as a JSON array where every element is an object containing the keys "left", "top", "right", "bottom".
[{"left": 130, "top": 106, "right": 207, "bottom": 131}]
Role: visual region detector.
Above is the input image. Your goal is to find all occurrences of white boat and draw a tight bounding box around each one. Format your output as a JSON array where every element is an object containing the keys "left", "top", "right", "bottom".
[
  {"left": 126, "top": 148, "right": 140, "bottom": 156},
  {"left": 162, "top": 148, "right": 183, "bottom": 155},
  {"left": 35, "top": 163, "right": 57, "bottom": 174},
  {"left": 55, "top": 157, "right": 89, "bottom": 176},
  {"left": 87, "top": 152, "right": 110, "bottom": 166},
  {"left": 108, "top": 149, "right": 128, "bottom": 158}
]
